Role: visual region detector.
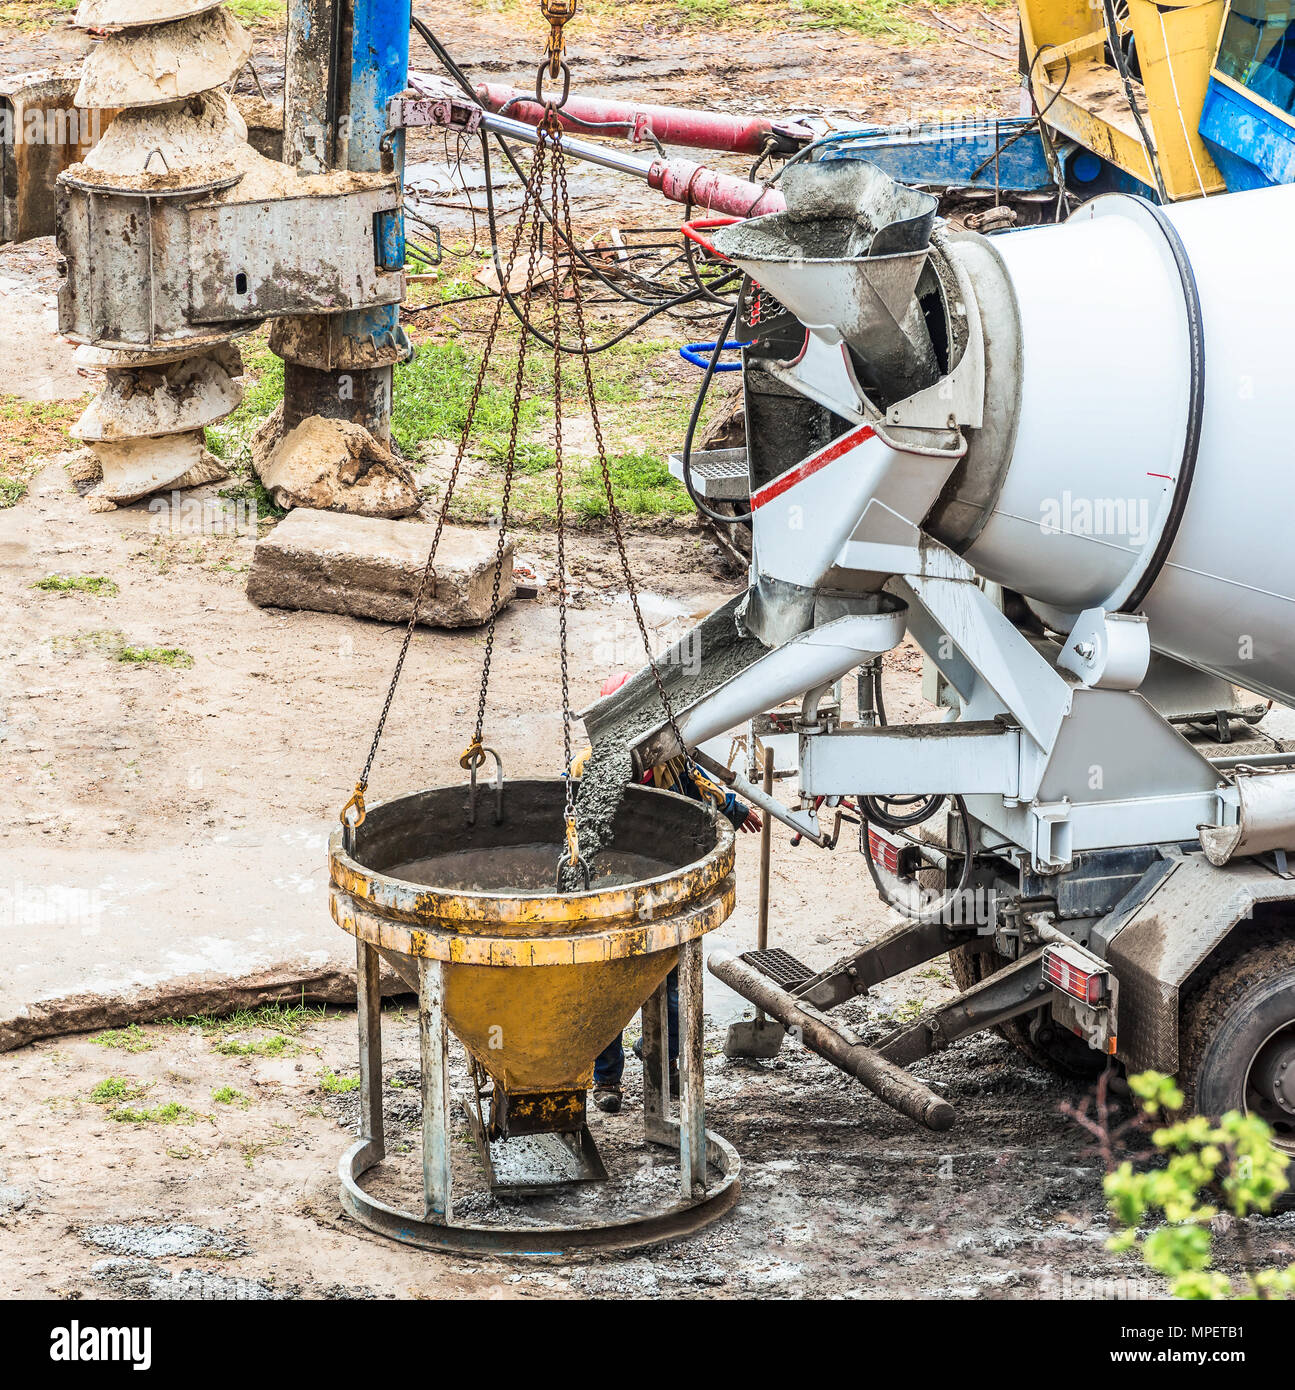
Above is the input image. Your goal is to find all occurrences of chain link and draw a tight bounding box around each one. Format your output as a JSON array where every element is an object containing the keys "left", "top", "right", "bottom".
[
  {"left": 471, "top": 140, "right": 551, "bottom": 758},
  {"left": 346, "top": 61, "right": 689, "bottom": 857},
  {"left": 546, "top": 109, "right": 577, "bottom": 838},
  {"left": 343, "top": 122, "right": 556, "bottom": 829},
  {"left": 551, "top": 129, "right": 690, "bottom": 764}
]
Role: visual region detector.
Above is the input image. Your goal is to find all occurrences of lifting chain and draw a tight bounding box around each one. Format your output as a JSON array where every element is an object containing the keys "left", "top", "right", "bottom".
[
  {"left": 543, "top": 107, "right": 690, "bottom": 884},
  {"left": 341, "top": 127, "right": 554, "bottom": 839},
  {"left": 344, "top": 41, "right": 690, "bottom": 893}
]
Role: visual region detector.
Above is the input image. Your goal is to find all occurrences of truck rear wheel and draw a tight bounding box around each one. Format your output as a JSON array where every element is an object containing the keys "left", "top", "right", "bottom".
[
  {"left": 949, "top": 941, "right": 1108, "bottom": 1080},
  {"left": 1179, "top": 938, "right": 1295, "bottom": 1170}
]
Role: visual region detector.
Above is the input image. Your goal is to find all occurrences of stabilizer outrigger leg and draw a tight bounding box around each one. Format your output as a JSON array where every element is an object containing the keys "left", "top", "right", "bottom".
[
  {"left": 709, "top": 947, "right": 956, "bottom": 1131},
  {"left": 709, "top": 925, "right": 1055, "bottom": 1131}
]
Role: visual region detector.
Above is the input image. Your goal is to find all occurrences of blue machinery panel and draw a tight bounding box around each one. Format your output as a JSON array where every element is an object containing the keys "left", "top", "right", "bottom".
[
  {"left": 1199, "top": 0, "right": 1295, "bottom": 190},
  {"left": 809, "top": 117, "right": 1149, "bottom": 199},
  {"left": 348, "top": 0, "right": 412, "bottom": 354}
]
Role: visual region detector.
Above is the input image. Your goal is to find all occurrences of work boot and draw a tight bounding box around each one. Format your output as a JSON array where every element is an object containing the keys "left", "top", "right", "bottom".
[{"left": 593, "top": 1084, "right": 622, "bottom": 1115}]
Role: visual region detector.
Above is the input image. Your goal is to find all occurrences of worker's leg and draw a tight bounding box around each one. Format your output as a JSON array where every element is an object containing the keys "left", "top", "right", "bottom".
[
  {"left": 594, "top": 1033, "right": 625, "bottom": 1086},
  {"left": 593, "top": 1032, "right": 625, "bottom": 1113},
  {"left": 666, "top": 967, "right": 680, "bottom": 1062}
]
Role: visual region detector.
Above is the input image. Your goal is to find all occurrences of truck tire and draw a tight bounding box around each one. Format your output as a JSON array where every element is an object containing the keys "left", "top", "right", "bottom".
[
  {"left": 949, "top": 942, "right": 1108, "bottom": 1080},
  {"left": 1179, "top": 938, "right": 1295, "bottom": 1200}
]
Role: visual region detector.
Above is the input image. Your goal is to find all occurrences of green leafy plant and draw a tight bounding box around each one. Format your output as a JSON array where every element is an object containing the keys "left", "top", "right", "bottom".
[
  {"left": 320, "top": 1068, "right": 360, "bottom": 1095},
  {"left": 1102, "top": 1071, "right": 1294, "bottom": 1300}
]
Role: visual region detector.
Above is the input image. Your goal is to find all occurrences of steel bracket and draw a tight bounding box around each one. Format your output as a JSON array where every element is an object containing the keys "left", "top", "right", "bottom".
[
  {"left": 59, "top": 174, "right": 404, "bottom": 348},
  {"left": 389, "top": 83, "right": 483, "bottom": 136},
  {"left": 876, "top": 945, "right": 1051, "bottom": 1066}
]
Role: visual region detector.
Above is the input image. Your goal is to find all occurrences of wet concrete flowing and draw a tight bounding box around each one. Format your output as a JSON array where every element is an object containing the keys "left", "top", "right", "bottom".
[{"left": 564, "top": 600, "right": 768, "bottom": 889}]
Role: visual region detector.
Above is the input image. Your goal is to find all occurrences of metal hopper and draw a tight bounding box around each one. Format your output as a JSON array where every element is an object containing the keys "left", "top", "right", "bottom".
[{"left": 710, "top": 159, "right": 942, "bottom": 402}]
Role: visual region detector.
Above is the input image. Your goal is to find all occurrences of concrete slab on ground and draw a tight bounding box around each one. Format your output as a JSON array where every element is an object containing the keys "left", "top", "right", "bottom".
[
  {"left": 0, "top": 823, "right": 371, "bottom": 1051},
  {"left": 0, "top": 822, "right": 754, "bottom": 1051},
  {"left": 247, "top": 507, "right": 514, "bottom": 628}
]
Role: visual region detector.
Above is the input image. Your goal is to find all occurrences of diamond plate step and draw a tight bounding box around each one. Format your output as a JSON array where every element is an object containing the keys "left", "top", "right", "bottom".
[
  {"left": 741, "top": 947, "right": 815, "bottom": 990},
  {"left": 667, "top": 446, "right": 749, "bottom": 501}
]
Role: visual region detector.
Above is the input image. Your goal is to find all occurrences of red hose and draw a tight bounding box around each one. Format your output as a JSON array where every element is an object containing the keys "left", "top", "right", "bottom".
[{"left": 679, "top": 215, "right": 743, "bottom": 258}]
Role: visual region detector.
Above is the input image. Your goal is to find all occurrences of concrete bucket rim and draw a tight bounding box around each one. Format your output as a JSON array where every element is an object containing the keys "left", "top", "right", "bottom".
[{"left": 328, "top": 779, "right": 737, "bottom": 964}]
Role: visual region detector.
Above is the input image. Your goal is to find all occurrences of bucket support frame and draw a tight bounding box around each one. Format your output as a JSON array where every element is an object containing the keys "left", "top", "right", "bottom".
[{"left": 339, "top": 936, "right": 742, "bottom": 1255}]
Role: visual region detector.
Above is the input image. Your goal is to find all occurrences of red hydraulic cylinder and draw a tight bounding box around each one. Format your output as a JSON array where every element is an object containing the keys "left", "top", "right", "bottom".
[
  {"left": 475, "top": 82, "right": 810, "bottom": 158},
  {"left": 647, "top": 158, "right": 785, "bottom": 218}
]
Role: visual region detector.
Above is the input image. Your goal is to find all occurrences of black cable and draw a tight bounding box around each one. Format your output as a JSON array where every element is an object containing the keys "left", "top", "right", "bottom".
[
  {"left": 681, "top": 196, "right": 741, "bottom": 306},
  {"left": 483, "top": 123, "right": 741, "bottom": 311},
  {"left": 403, "top": 292, "right": 498, "bottom": 312},
  {"left": 410, "top": 14, "right": 742, "bottom": 336},
  {"left": 478, "top": 128, "right": 742, "bottom": 354},
  {"left": 678, "top": 302, "right": 750, "bottom": 526},
  {"left": 969, "top": 45, "right": 1071, "bottom": 186},
  {"left": 862, "top": 795, "right": 974, "bottom": 925},
  {"left": 412, "top": 16, "right": 670, "bottom": 309}
]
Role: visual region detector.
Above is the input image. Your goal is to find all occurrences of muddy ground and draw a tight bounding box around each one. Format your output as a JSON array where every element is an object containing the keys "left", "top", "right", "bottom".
[{"left": 2, "top": 2, "right": 1293, "bottom": 1301}]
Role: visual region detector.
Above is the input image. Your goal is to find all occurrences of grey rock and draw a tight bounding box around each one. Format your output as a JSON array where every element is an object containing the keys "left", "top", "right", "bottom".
[
  {"left": 247, "top": 507, "right": 514, "bottom": 629},
  {"left": 251, "top": 406, "right": 420, "bottom": 519}
]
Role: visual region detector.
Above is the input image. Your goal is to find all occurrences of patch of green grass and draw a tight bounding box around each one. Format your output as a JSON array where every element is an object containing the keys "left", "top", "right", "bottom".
[
  {"left": 227, "top": 0, "right": 285, "bottom": 23},
  {"left": 49, "top": 630, "right": 196, "bottom": 669},
  {"left": 32, "top": 574, "right": 119, "bottom": 597},
  {"left": 115, "top": 645, "right": 194, "bottom": 669},
  {"left": 170, "top": 1001, "right": 326, "bottom": 1058},
  {"left": 451, "top": 446, "right": 694, "bottom": 525},
  {"left": 0, "top": 396, "right": 83, "bottom": 507},
  {"left": 110, "top": 1101, "right": 195, "bottom": 1126},
  {"left": 172, "top": 1001, "right": 329, "bottom": 1036},
  {"left": 404, "top": 333, "right": 718, "bottom": 525},
  {"left": 90, "top": 1025, "right": 152, "bottom": 1055},
  {"left": 213, "top": 1034, "right": 294, "bottom": 1058},
  {"left": 50, "top": 629, "right": 124, "bottom": 658},
  {"left": 0, "top": 1, "right": 76, "bottom": 31},
  {"left": 211, "top": 1086, "right": 250, "bottom": 1108},
  {"left": 207, "top": 343, "right": 283, "bottom": 459},
  {"left": 205, "top": 343, "right": 288, "bottom": 520},
  {"left": 392, "top": 340, "right": 549, "bottom": 460},
  {"left": 320, "top": 1069, "right": 360, "bottom": 1095},
  {"left": 468, "top": 0, "right": 1005, "bottom": 40},
  {"left": 90, "top": 1076, "right": 149, "bottom": 1104},
  {"left": 216, "top": 470, "right": 286, "bottom": 521}
]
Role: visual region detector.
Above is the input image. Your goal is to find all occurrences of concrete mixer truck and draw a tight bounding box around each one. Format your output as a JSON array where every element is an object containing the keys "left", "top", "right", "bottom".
[{"left": 574, "top": 157, "right": 1295, "bottom": 1146}]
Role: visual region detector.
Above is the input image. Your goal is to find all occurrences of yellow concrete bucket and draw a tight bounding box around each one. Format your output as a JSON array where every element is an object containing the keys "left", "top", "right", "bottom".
[{"left": 328, "top": 778, "right": 743, "bottom": 1254}]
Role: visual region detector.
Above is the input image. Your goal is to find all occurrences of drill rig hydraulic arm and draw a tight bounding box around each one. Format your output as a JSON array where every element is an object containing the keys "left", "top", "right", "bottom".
[
  {"left": 401, "top": 73, "right": 787, "bottom": 218},
  {"left": 473, "top": 83, "right": 814, "bottom": 159}
]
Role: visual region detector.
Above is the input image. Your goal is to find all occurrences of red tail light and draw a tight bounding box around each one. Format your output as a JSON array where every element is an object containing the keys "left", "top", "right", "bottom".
[
  {"left": 1043, "top": 945, "right": 1109, "bottom": 1006},
  {"left": 867, "top": 827, "right": 902, "bottom": 875}
]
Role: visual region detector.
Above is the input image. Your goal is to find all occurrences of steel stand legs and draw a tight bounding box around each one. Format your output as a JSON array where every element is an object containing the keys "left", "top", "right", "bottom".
[{"left": 340, "top": 943, "right": 741, "bottom": 1253}]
